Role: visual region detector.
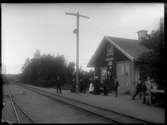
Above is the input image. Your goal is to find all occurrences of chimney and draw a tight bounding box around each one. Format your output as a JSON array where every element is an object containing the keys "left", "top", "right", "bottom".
[{"left": 137, "top": 30, "right": 148, "bottom": 40}]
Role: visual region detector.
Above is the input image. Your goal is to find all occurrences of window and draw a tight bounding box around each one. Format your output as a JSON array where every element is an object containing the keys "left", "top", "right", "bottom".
[
  {"left": 106, "top": 44, "right": 113, "bottom": 56},
  {"left": 117, "top": 62, "right": 129, "bottom": 76}
]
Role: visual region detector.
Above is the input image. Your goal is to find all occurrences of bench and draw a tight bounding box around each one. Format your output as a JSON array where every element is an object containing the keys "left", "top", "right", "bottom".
[{"left": 150, "top": 89, "right": 165, "bottom": 106}]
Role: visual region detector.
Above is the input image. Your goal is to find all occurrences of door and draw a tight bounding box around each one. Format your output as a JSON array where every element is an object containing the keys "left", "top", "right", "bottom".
[
  {"left": 100, "top": 66, "right": 107, "bottom": 84},
  {"left": 116, "top": 61, "right": 130, "bottom": 93}
]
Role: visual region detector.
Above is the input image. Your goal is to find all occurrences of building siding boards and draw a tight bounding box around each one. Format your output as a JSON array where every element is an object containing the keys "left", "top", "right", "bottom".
[
  {"left": 96, "top": 42, "right": 135, "bottom": 93},
  {"left": 88, "top": 36, "right": 148, "bottom": 94},
  {"left": 93, "top": 42, "right": 136, "bottom": 94},
  {"left": 116, "top": 61, "right": 129, "bottom": 93},
  {"left": 130, "top": 62, "right": 134, "bottom": 93},
  {"left": 115, "top": 61, "right": 140, "bottom": 94}
]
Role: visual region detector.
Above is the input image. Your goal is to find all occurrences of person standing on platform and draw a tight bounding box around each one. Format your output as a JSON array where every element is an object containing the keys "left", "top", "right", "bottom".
[
  {"left": 94, "top": 76, "right": 100, "bottom": 95},
  {"left": 82, "top": 78, "right": 87, "bottom": 94},
  {"left": 114, "top": 79, "right": 119, "bottom": 97},
  {"left": 145, "top": 77, "right": 153, "bottom": 104},
  {"left": 56, "top": 76, "right": 62, "bottom": 94},
  {"left": 79, "top": 78, "right": 83, "bottom": 93},
  {"left": 103, "top": 78, "right": 109, "bottom": 96},
  {"left": 132, "top": 80, "right": 142, "bottom": 100},
  {"left": 142, "top": 82, "right": 147, "bottom": 104},
  {"left": 89, "top": 79, "right": 94, "bottom": 94},
  {"left": 71, "top": 78, "right": 76, "bottom": 93}
]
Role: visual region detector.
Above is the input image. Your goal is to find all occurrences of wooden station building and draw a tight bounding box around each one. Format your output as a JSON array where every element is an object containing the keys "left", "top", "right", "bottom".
[{"left": 87, "top": 32, "right": 150, "bottom": 94}]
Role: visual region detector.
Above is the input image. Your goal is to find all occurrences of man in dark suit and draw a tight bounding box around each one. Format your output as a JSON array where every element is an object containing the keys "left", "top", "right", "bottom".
[
  {"left": 132, "top": 80, "right": 142, "bottom": 100},
  {"left": 103, "top": 78, "right": 109, "bottom": 96},
  {"left": 114, "top": 79, "right": 119, "bottom": 97},
  {"left": 56, "top": 76, "right": 62, "bottom": 94},
  {"left": 94, "top": 76, "right": 100, "bottom": 95}
]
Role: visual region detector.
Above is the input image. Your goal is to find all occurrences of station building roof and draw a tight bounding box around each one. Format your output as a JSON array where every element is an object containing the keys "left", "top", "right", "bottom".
[{"left": 87, "top": 36, "right": 150, "bottom": 67}]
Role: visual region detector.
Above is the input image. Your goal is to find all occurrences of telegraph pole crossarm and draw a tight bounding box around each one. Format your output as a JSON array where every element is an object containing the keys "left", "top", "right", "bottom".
[
  {"left": 78, "top": 14, "right": 90, "bottom": 19},
  {"left": 66, "top": 11, "right": 90, "bottom": 93},
  {"left": 66, "top": 12, "right": 90, "bottom": 19},
  {"left": 65, "top": 12, "right": 77, "bottom": 16}
]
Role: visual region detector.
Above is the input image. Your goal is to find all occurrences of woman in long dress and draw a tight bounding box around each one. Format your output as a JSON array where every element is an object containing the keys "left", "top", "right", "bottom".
[{"left": 89, "top": 80, "right": 94, "bottom": 94}]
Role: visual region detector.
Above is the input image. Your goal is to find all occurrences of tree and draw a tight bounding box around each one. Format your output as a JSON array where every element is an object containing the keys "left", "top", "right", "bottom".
[
  {"left": 66, "top": 62, "right": 75, "bottom": 84},
  {"left": 68, "top": 62, "right": 75, "bottom": 74},
  {"left": 21, "top": 58, "right": 31, "bottom": 72},
  {"left": 21, "top": 51, "right": 68, "bottom": 86},
  {"left": 137, "top": 22, "right": 164, "bottom": 88}
]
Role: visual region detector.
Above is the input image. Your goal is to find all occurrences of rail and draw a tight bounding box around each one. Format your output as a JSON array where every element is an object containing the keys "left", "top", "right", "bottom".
[
  {"left": 6, "top": 85, "right": 36, "bottom": 123},
  {"left": 8, "top": 89, "right": 21, "bottom": 123}
]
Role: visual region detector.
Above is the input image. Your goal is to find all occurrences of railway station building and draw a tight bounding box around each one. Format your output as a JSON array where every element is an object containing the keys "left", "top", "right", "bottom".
[{"left": 87, "top": 31, "right": 150, "bottom": 94}]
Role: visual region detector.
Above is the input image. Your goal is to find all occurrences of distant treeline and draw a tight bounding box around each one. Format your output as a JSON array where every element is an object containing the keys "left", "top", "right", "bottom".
[
  {"left": 2, "top": 74, "right": 20, "bottom": 84},
  {"left": 20, "top": 50, "right": 94, "bottom": 88}
]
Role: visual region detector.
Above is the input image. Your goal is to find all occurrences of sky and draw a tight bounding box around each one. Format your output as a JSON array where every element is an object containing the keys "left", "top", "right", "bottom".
[{"left": 1, "top": 3, "right": 164, "bottom": 74}]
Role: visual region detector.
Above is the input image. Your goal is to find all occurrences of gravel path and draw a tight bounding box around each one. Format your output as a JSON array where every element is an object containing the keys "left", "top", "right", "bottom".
[{"left": 33, "top": 85, "right": 165, "bottom": 123}]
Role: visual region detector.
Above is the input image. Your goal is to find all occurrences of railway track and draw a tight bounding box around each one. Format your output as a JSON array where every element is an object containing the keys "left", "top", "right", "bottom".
[
  {"left": 17, "top": 83, "right": 153, "bottom": 124},
  {"left": 2, "top": 86, "right": 36, "bottom": 124}
]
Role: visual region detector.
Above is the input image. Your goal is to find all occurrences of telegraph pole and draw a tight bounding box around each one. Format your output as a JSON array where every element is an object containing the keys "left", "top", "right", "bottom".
[{"left": 66, "top": 11, "right": 90, "bottom": 93}]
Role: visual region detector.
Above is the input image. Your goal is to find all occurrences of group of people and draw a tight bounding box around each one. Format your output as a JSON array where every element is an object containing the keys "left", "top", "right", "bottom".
[
  {"left": 59, "top": 74, "right": 158, "bottom": 105},
  {"left": 79, "top": 78, "right": 88, "bottom": 94},
  {"left": 88, "top": 76, "right": 119, "bottom": 97},
  {"left": 70, "top": 78, "right": 88, "bottom": 93},
  {"left": 89, "top": 76, "right": 101, "bottom": 95},
  {"left": 132, "top": 77, "right": 158, "bottom": 104},
  {"left": 58, "top": 74, "right": 157, "bottom": 105}
]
